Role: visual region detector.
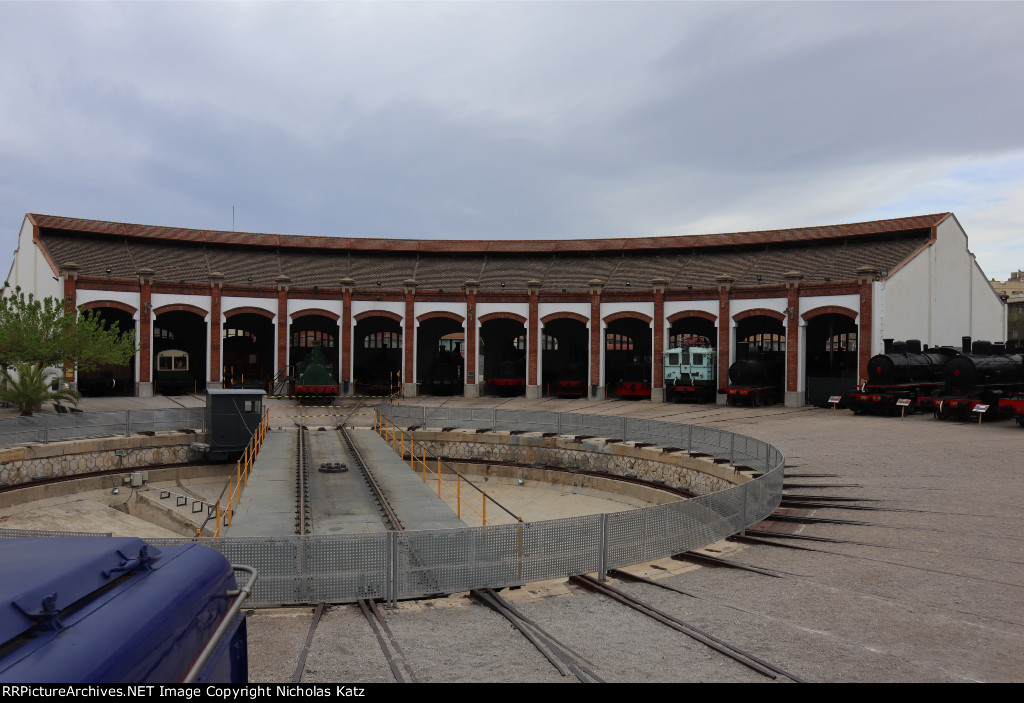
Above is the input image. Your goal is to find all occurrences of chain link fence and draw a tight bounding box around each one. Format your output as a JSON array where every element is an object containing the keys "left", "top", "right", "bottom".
[
  {"left": 0, "top": 408, "right": 206, "bottom": 446},
  {"left": 2, "top": 405, "right": 783, "bottom": 606}
]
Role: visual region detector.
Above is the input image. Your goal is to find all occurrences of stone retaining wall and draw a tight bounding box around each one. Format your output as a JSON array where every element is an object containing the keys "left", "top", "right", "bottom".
[
  {"left": 0, "top": 431, "right": 209, "bottom": 488},
  {"left": 410, "top": 429, "right": 749, "bottom": 496}
]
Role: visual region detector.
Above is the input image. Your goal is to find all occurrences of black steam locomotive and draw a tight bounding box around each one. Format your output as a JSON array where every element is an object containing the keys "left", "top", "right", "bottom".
[
  {"left": 723, "top": 351, "right": 783, "bottom": 406},
  {"left": 917, "top": 337, "right": 1024, "bottom": 419},
  {"left": 846, "top": 339, "right": 954, "bottom": 414}
]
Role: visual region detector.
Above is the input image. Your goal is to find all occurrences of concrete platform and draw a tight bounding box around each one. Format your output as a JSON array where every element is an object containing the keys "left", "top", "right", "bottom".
[
  {"left": 346, "top": 429, "right": 466, "bottom": 531},
  {"left": 223, "top": 429, "right": 297, "bottom": 537}
]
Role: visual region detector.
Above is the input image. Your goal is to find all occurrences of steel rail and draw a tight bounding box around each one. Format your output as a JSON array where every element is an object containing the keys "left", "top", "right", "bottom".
[
  {"left": 291, "top": 602, "right": 326, "bottom": 683},
  {"left": 339, "top": 425, "right": 403, "bottom": 531},
  {"left": 470, "top": 588, "right": 604, "bottom": 683},
  {"left": 569, "top": 574, "right": 806, "bottom": 682},
  {"left": 358, "top": 598, "right": 418, "bottom": 683}
]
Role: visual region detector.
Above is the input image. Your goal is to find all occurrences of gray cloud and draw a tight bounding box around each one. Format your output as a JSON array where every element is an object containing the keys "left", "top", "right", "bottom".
[{"left": 1, "top": 2, "right": 1022, "bottom": 279}]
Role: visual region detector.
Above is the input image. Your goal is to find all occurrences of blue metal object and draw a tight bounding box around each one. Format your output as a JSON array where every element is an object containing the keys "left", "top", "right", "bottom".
[{"left": 0, "top": 537, "right": 248, "bottom": 683}]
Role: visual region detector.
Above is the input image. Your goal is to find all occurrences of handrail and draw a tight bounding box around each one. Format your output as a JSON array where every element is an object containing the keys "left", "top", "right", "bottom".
[
  {"left": 182, "top": 564, "right": 258, "bottom": 683},
  {"left": 212, "top": 409, "right": 269, "bottom": 537},
  {"left": 374, "top": 410, "right": 521, "bottom": 524}
]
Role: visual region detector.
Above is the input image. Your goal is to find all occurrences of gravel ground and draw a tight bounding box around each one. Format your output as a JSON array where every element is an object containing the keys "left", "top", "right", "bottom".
[{"left": 244, "top": 398, "right": 1024, "bottom": 683}]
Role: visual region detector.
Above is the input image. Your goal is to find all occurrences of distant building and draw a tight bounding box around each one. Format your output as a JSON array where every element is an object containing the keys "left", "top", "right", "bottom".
[
  {"left": 1008, "top": 298, "right": 1024, "bottom": 344},
  {"left": 990, "top": 270, "right": 1024, "bottom": 298}
]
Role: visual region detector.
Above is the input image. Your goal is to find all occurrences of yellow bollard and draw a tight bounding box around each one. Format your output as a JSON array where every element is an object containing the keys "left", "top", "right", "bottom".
[
  {"left": 457, "top": 474, "right": 461, "bottom": 518},
  {"left": 215, "top": 499, "right": 221, "bottom": 538},
  {"left": 483, "top": 490, "right": 487, "bottom": 526}
]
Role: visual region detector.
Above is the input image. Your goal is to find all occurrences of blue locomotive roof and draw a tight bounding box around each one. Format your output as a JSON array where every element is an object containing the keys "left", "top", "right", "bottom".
[{"left": 0, "top": 537, "right": 239, "bottom": 683}]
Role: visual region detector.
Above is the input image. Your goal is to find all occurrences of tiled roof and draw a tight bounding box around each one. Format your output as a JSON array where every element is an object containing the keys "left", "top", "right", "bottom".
[{"left": 30, "top": 213, "right": 942, "bottom": 291}]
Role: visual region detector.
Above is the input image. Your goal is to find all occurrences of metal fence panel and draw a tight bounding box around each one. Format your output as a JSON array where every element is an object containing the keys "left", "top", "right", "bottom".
[{"left": 0, "top": 407, "right": 205, "bottom": 448}]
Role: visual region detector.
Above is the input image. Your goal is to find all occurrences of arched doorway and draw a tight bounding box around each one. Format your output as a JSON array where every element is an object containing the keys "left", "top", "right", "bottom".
[
  {"left": 153, "top": 309, "right": 206, "bottom": 395},
  {"left": 480, "top": 316, "right": 526, "bottom": 396},
  {"left": 353, "top": 314, "right": 402, "bottom": 395},
  {"left": 290, "top": 313, "right": 339, "bottom": 392},
  {"left": 77, "top": 305, "right": 136, "bottom": 397},
  {"left": 223, "top": 310, "right": 274, "bottom": 390},
  {"left": 804, "top": 311, "right": 858, "bottom": 406},
  {"left": 417, "top": 315, "right": 464, "bottom": 395},
  {"left": 665, "top": 314, "right": 718, "bottom": 402},
  {"left": 541, "top": 316, "right": 588, "bottom": 397},
  {"left": 605, "top": 316, "right": 652, "bottom": 399},
  {"left": 728, "top": 312, "right": 786, "bottom": 406}
]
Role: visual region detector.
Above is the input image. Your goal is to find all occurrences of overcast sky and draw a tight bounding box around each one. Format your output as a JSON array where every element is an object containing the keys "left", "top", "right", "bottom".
[{"left": 2, "top": 1, "right": 1021, "bottom": 280}]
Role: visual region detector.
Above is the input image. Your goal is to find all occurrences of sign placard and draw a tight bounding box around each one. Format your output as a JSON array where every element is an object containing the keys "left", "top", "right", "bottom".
[
  {"left": 828, "top": 395, "right": 842, "bottom": 404},
  {"left": 896, "top": 398, "right": 912, "bottom": 407},
  {"left": 973, "top": 404, "right": 989, "bottom": 413}
]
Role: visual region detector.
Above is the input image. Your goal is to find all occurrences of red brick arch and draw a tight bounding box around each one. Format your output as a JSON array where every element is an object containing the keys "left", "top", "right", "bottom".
[
  {"left": 355, "top": 310, "right": 403, "bottom": 323},
  {"left": 153, "top": 303, "right": 208, "bottom": 319},
  {"left": 541, "top": 311, "right": 589, "bottom": 325},
  {"left": 667, "top": 310, "right": 717, "bottom": 324},
  {"left": 417, "top": 311, "right": 466, "bottom": 324},
  {"left": 732, "top": 307, "right": 785, "bottom": 323},
  {"left": 291, "top": 307, "right": 340, "bottom": 322},
  {"left": 478, "top": 312, "right": 525, "bottom": 324},
  {"left": 224, "top": 306, "right": 275, "bottom": 320},
  {"left": 801, "top": 305, "right": 858, "bottom": 322},
  {"left": 79, "top": 300, "right": 137, "bottom": 316},
  {"left": 603, "top": 311, "right": 652, "bottom": 325}
]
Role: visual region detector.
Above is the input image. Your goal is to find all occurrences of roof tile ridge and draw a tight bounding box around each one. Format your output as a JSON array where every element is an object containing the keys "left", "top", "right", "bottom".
[
  {"left": 122, "top": 224, "right": 138, "bottom": 269},
  {"left": 667, "top": 250, "right": 695, "bottom": 288},
  {"left": 539, "top": 254, "right": 555, "bottom": 288}
]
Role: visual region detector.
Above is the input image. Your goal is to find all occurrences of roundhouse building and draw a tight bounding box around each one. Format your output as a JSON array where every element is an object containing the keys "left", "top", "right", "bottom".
[{"left": 4, "top": 212, "right": 1006, "bottom": 405}]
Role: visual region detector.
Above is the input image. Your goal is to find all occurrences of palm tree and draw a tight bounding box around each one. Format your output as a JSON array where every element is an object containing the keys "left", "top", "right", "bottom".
[{"left": 0, "top": 362, "right": 81, "bottom": 416}]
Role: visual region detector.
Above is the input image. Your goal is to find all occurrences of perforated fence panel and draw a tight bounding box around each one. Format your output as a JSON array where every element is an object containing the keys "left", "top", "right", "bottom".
[{"left": 0, "top": 408, "right": 205, "bottom": 447}]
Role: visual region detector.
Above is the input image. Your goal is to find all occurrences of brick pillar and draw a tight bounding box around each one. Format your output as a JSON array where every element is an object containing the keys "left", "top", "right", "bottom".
[
  {"left": 403, "top": 279, "right": 417, "bottom": 397},
  {"left": 651, "top": 278, "right": 667, "bottom": 402},
  {"left": 464, "top": 280, "right": 479, "bottom": 397},
  {"left": 208, "top": 272, "right": 224, "bottom": 388},
  {"left": 340, "top": 277, "right": 354, "bottom": 395},
  {"left": 856, "top": 266, "right": 878, "bottom": 386},
  {"left": 526, "top": 280, "right": 541, "bottom": 399},
  {"left": 275, "top": 275, "right": 291, "bottom": 386},
  {"left": 137, "top": 267, "right": 156, "bottom": 397},
  {"left": 716, "top": 275, "right": 734, "bottom": 404},
  {"left": 60, "top": 263, "right": 80, "bottom": 388},
  {"left": 784, "top": 270, "right": 804, "bottom": 407},
  {"left": 588, "top": 279, "right": 604, "bottom": 398}
]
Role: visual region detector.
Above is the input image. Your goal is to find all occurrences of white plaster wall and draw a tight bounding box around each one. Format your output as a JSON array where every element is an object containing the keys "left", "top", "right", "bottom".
[
  {"left": 969, "top": 254, "right": 1006, "bottom": 342},
  {"left": 152, "top": 293, "right": 211, "bottom": 314},
  {"left": 288, "top": 298, "right": 342, "bottom": 317},
  {"left": 5, "top": 218, "right": 60, "bottom": 300},
  {"left": 600, "top": 301, "right": 654, "bottom": 319},
  {"left": 729, "top": 297, "right": 787, "bottom": 317},
  {"left": 664, "top": 299, "right": 718, "bottom": 319},
  {"left": 415, "top": 301, "right": 465, "bottom": 320},
  {"left": 477, "top": 302, "right": 529, "bottom": 320},
  {"left": 77, "top": 289, "right": 141, "bottom": 312},
  {"left": 221, "top": 296, "right": 277, "bottom": 318},
  {"left": 538, "top": 302, "right": 591, "bottom": 320},
  {"left": 351, "top": 300, "right": 404, "bottom": 319},
  {"left": 883, "top": 216, "right": 1006, "bottom": 350},
  {"left": 798, "top": 294, "right": 859, "bottom": 318}
]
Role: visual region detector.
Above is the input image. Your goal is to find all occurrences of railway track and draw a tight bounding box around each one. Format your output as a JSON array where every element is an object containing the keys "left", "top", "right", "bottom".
[{"left": 569, "top": 573, "right": 806, "bottom": 682}]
